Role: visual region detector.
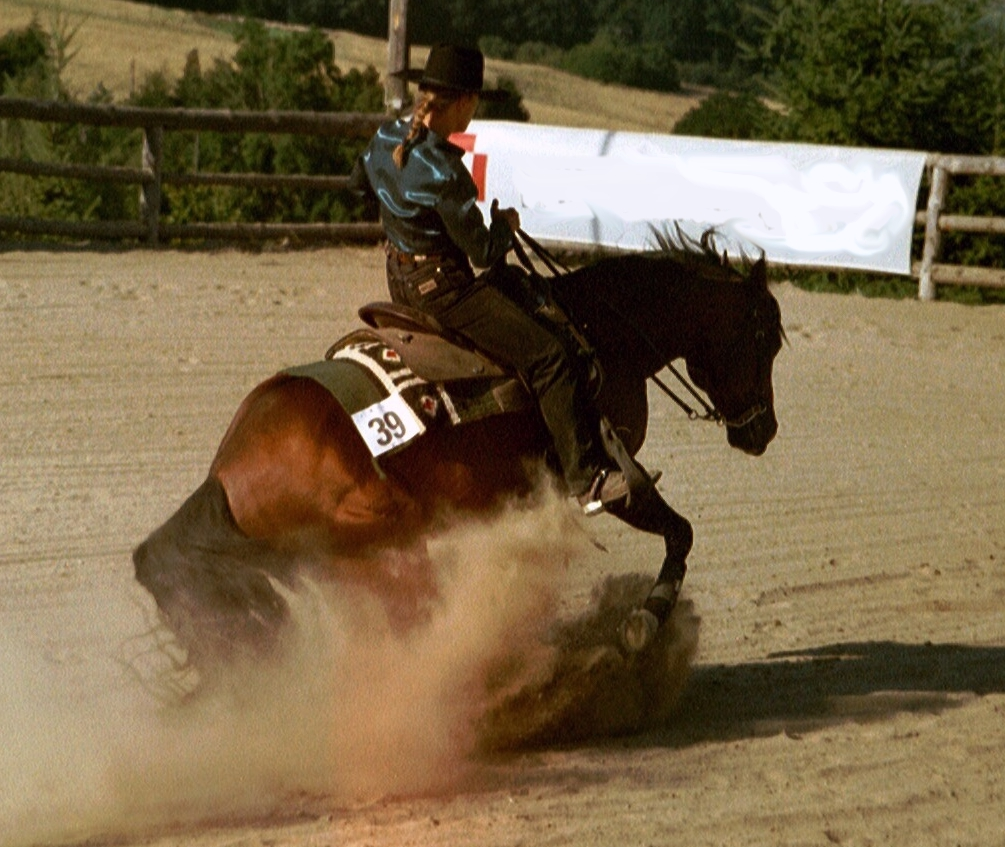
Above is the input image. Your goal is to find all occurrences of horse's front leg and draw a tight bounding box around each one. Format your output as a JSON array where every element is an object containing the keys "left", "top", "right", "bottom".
[{"left": 608, "top": 483, "right": 693, "bottom": 652}]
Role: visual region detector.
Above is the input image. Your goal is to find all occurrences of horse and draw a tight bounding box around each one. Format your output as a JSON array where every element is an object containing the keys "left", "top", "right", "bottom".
[{"left": 133, "top": 231, "right": 784, "bottom": 671}]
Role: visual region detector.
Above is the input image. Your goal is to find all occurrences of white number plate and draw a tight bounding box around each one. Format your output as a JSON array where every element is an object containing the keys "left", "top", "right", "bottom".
[{"left": 351, "top": 393, "right": 424, "bottom": 456}]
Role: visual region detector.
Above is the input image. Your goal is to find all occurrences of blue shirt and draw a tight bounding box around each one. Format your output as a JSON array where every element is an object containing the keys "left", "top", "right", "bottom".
[{"left": 358, "top": 118, "right": 513, "bottom": 267}]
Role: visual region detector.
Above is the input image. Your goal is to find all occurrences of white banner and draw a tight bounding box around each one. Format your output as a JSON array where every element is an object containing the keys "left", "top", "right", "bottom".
[{"left": 455, "top": 122, "right": 928, "bottom": 275}]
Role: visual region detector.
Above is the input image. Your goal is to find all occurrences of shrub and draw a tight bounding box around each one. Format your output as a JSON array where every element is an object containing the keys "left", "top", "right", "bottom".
[
  {"left": 475, "top": 75, "right": 530, "bottom": 122},
  {"left": 559, "top": 32, "right": 680, "bottom": 92},
  {"left": 673, "top": 91, "right": 782, "bottom": 140},
  {"left": 0, "top": 19, "right": 49, "bottom": 91},
  {"left": 126, "top": 19, "right": 385, "bottom": 226},
  {"left": 941, "top": 174, "right": 1005, "bottom": 273},
  {"left": 512, "top": 41, "right": 564, "bottom": 67},
  {"left": 479, "top": 35, "right": 515, "bottom": 61},
  {"left": 758, "top": 0, "right": 988, "bottom": 152}
]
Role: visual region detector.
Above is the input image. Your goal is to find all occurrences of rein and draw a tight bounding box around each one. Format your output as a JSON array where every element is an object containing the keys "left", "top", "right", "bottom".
[{"left": 512, "top": 229, "right": 725, "bottom": 426}]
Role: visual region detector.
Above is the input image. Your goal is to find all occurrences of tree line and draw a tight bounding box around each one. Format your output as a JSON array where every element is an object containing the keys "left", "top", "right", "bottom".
[
  {"left": 1, "top": 19, "right": 387, "bottom": 230},
  {"left": 143, "top": 0, "right": 759, "bottom": 85},
  {"left": 121, "top": 0, "right": 1005, "bottom": 158}
]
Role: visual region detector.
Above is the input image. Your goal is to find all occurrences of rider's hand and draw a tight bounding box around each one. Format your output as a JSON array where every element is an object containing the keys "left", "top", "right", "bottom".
[{"left": 491, "top": 199, "right": 521, "bottom": 233}]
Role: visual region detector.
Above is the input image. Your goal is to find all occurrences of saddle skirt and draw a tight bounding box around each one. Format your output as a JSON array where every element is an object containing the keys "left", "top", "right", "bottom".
[{"left": 283, "top": 302, "right": 533, "bottom": 458}]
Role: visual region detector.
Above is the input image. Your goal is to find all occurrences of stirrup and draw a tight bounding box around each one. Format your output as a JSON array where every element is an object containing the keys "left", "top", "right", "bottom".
[
  {"left": 577, "top": 469, "right": 662, "bottom": 517},
  {"left": 577, "top": 468, "right": 631, "bottom": 517}
]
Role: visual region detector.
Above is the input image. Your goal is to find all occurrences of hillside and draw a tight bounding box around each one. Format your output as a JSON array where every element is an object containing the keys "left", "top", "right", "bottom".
[{"left": 0, "top": 0, "right": 704, "bottom": 131}]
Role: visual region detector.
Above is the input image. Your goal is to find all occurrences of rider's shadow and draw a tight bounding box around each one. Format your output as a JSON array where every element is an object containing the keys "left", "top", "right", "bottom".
[{"left": 651, "top": 640, "right": 1005, "bottom": 746}]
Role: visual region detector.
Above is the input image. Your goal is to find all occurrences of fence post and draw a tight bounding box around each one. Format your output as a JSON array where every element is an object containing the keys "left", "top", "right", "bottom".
[
  {"left": 386, "top": 0, "right": 409, "bottom": 114},
  {"left": 918, "top": 161, "right": 948, "bottom": 301},
  {"left": 141, "top": 124, "right": 163, "bottom": 246}
]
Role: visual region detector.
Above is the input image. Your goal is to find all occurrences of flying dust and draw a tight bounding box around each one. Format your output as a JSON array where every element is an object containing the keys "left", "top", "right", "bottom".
[{"left": 0, "top": 489, "right": 698, "bottom": 846}]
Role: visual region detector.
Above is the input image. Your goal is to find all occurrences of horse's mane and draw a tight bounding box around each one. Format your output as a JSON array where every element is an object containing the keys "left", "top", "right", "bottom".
[
  {"left": 646, "top": 225, "right": 786, "bottom": 346},
  {"left": 646, "top": 224, "right": 762, "bottom": 285}
]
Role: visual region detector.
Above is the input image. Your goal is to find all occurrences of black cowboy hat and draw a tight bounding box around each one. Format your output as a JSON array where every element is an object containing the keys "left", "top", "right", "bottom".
[{"left": 393, "top": 44, "right": 508, "bottom": 101}]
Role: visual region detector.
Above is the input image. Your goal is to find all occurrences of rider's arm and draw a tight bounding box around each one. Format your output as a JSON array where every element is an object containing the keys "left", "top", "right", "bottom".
[{"left": 435, "top": 172, "right": 514, "bottom": 268}]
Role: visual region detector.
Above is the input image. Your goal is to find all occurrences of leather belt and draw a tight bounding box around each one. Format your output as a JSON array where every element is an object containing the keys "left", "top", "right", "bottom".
[{"left": 385, "top": 243, "right": 443, "bottom": 265}]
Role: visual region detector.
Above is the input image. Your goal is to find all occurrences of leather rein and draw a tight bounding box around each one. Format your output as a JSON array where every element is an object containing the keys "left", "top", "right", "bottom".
[{"left": 510, "top": 228, "right": 736, "bottom": 427}]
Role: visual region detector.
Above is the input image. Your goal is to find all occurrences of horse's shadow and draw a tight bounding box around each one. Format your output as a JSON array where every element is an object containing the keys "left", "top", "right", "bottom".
[
  {"left": 480, "top": 576, "right": 1005, "bottom": 751},
  {"left": 645, "top": 639, "right": 1005, "bottom": 748}
]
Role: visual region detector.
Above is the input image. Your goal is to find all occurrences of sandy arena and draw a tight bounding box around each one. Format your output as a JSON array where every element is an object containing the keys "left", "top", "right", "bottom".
[{"left": 1, "top": 246, "right": 1004, "bottom": 846}]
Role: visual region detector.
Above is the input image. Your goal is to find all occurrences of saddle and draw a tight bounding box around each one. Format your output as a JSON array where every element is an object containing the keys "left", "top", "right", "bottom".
[
  {"left": 282, "top": 303, "right": 534, "bottom": 459},
  {"left": 349, "top": 301, "right": 510, "bottom": 383},
  {"left": 292, "top": 300, "right": 647, "bottom": 479}
]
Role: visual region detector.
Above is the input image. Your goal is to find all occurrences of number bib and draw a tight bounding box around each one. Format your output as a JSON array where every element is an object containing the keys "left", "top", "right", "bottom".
[{"left": 350, "top": 392, "right": 425, "bottom": 456}]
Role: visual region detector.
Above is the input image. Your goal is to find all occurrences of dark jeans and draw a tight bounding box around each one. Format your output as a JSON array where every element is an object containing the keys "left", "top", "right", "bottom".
[{"left": 386, "top": 253, "right": 603, "bottom": 495}]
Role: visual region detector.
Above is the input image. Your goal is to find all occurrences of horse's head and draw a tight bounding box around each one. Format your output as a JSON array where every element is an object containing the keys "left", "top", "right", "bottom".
[
  {"left": 552, "top": 227, "right": 784, "bottom": 456},
  {"left": 683, "top": 256, "right": 784, "bottom": 456}
]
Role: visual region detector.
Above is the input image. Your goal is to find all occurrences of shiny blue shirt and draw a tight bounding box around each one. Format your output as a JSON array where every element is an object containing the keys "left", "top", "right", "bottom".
[{"left": 359, "top": 118, "right": 512, "bottom": 267}]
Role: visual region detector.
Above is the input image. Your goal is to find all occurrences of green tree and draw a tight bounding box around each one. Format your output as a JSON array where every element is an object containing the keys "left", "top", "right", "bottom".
[
  {"left": 560, "top": 30, "right": 680, "bottom": 92},
  {"left": 0, "top": 18, "right": 58, "bottom": 98},
  {"left": 673, "top": 91, "right": 781, "bottom": 140},
  {"left": 592, "top": 0, "right": 747, "bottom": 65},
  {"left": 752, "top": 0, "right": 1005, "bottom": 300},
  {"left": 757, "top": 0, "right": 989, "bottom": 153},
  {"left": 0, "top": 20, "right": 53, "bottom": 219},
  {"left": 475, "top": 76, "right": 530, "bottom": 122},
  {"left": 975, "top": 2, "right": 1005, "bottom": 154},
  {"left": 0, "top": 17, "right": 134, "bottom": 224},
  {"left": 128, "top": 19, "right": 385, "bottom": 227}
]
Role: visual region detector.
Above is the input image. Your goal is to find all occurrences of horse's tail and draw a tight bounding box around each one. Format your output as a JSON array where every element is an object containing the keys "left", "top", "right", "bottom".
[{"left": 133, "top": 475, "right": 290, "bottom": 666}]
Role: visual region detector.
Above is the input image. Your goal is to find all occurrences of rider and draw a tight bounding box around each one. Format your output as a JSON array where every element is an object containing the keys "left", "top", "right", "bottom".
[{"left": 351, "top": 44, "right": 627, "bottom": 515}]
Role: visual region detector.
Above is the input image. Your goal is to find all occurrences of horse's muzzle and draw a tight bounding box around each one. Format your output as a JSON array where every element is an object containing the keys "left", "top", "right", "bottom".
[{"left": 726, "top": 405, "right": 777, "bottom": 455}]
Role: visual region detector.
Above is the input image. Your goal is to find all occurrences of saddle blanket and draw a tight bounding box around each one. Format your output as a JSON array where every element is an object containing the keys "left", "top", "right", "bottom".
[{"left": 284, "top": 332, "right": 531, "bottom": 458}]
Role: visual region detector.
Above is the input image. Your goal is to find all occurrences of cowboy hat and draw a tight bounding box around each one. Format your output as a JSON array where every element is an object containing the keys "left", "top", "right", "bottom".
[{"left": 393, "top": 44, "right": 508, "bottom": 101}]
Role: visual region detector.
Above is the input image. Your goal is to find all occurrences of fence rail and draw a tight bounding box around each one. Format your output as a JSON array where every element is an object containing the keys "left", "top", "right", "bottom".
[
  {"left": 1, "top": 97, "right": 1004, "bottom": 298},
  {"left": 0, "top": 96, "right": 384, "bottom": 245},
  {"left": 0, "top": 96, "right": 384, "bottom": 135},
  {"left": 915, "top": 153, "right": 1005, "bottom": 299}
]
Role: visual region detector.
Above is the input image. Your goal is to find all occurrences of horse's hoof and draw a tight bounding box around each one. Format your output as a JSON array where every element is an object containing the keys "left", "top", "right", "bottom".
[{"left": 620, "top": 608, "right": 659, "bottom": 653}]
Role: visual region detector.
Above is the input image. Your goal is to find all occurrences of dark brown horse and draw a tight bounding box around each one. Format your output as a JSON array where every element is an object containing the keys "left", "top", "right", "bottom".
[{"left": 134, "top": 233, "right": 784, "bottom": 668}]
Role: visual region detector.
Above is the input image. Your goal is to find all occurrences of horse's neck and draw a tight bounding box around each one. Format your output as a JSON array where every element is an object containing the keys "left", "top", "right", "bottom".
[{"left": 557, "top": 257, "right": 708, "bottom": 378}]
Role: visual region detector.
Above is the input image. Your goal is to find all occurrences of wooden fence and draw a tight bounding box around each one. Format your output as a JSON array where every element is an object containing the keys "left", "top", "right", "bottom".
[
  {"left": 0, "top": 96, "right": 384, "bottom": 245},
  {"left": 1, "top": 96, "right": 1003, "bottom": 299},
  {"left": 915, "top": 153, "right": 1005, "bottom": 299}
]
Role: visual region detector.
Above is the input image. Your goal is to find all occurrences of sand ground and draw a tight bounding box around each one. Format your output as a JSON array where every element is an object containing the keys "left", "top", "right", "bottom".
[{"left": 1, "top": 247, "right": 1004, "bottom": 847}]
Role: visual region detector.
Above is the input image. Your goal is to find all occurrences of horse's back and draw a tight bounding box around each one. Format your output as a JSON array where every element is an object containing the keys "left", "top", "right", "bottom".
[
  {"left": 211, "top": 374, "right": 424, "bottom": 549},
  {"left": 209, "top": 371, "right": 545, "bottom": 550}
]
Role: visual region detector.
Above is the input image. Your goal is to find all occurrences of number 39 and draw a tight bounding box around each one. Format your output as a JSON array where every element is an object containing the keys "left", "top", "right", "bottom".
[{"left": 368, "top": 410, "right": 407, "bottom": 446}]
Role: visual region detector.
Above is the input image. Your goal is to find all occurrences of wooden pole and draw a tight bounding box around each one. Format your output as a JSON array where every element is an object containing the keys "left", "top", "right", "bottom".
[
  {"left": 386, "top": 0, "right": 410, "bottom": 115},
  {"left": 918, "top": 163, "right": 948, "bottom": 301}
]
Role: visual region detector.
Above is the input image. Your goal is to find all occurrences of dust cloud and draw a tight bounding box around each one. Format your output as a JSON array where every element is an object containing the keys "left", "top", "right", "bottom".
[{"left": 0, "top": 490, "right": 697, "bottom": 846}]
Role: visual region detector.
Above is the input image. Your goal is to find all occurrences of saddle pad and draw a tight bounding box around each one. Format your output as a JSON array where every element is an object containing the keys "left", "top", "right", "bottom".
[{"left": 284, "top": 335, "right": 531, "bottom": 458}]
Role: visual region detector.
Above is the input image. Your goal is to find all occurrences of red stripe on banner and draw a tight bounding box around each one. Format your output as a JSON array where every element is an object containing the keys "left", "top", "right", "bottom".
[
  {"left": 451, "top": 132, "right": 476, "bottom": 151},
  {"left": 470, "top": 153, "right": 487, "bottom": 201},
  {"left": 449, "top": 133, "right": 486, "bottom": 201}
]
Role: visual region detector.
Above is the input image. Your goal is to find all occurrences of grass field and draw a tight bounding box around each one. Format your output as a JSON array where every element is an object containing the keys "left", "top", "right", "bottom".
[{"left": 0, "top": 0, "right": 704, "bottom": 131}]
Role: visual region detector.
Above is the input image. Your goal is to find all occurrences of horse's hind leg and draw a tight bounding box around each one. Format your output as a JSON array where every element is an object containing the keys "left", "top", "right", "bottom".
[
  {"left": 607, "top": 483, "right": 693, "bottom": 652},
  {"left": 133, "top": 475, "right": 290, "bottom": 667}
]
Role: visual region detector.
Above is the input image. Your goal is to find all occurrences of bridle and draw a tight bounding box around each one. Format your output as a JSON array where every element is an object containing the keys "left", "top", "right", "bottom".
[
  {"left": 650, "top": 366, "right": 720, "bottom": 423},
  {"left": 650, "top": 367, "right": 768, "bottom": 430},
  {"left": 512, "top": 228, "right": 772, "bottom": 433}
]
